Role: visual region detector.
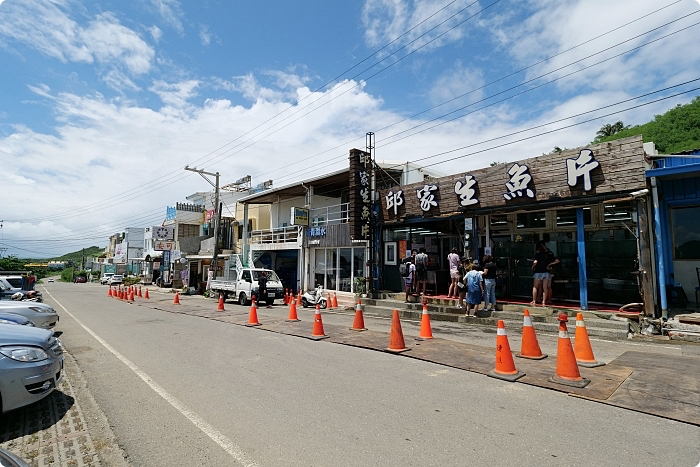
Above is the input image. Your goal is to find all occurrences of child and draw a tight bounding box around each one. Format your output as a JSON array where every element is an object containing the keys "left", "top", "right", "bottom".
[{"left": 465, "top": 264, "right": 484, "bottom": 316}]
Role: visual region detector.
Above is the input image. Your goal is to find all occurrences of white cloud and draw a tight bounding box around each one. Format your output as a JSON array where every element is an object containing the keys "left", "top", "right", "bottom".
[
  {"left": 0, "top": 3, "right": 155, "bottom": 77},
  {"left": 428, "top": 60, "right": 484, "bottom": 106},
  {"left": 152, "top": 0, "right": 184, "bottom": 34},
  {"left": 150, "top": 79, "right": 200, "bottom": 110},
  {"left": 199, "top": 24, "right": 211, "bottom": 46},
  {"left": 149, "top": 25, "right": 163, "bottom": 43}
]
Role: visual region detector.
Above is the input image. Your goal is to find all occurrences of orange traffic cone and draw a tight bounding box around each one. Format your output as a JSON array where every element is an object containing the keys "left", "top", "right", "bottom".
[
  {"left": 173, "top": 292, "right": 180, "bottom": 305},
  {"left": 574, "top": 313, "right": 604, "bottom": 368},
  {"left": 550, "top": 314, "right": 590, "bottom": 388},
  {"left": 332, "top": 292, "right": 338, "bottom": 309},
  {"left": 517, "top": 309, "right": 547, "bottom": 360},
  {"left": 108, "top": 287, "right": 112, "bottom": 297},
  {"left": 144, "top": 288, "right": 150, "bottom": 299},
  {"left": 138, "top": 286, "right": 142, "bottom": 298},
  {"left": 327, "top": 292, "right": 334, "bottom": 309},
  {"left": 417, "top": 302, "right": 434, "bottom": 340},
  {"left": 246, "top": 298, "right": 261, "bottom": 326},
  {"left": 283, "top": 289, "right": 289, "bottom": 305},
  {"left": 488, "top": 320, "right": 525, "bottom": 382},
  {"left": 310, "top": 304, "right": 328, "bottom": 340},
  {"left": 386, "top": 309, "right": 409, "bottom": 353},
  {"left": 129, "top": 290, "right": 135, "bottom": 301},
  {"left": 286, "top": 298, "right": 300, "bottom": 322},
  {"left": 350, "top": 299, "right": 367, "bottom": 331},
  {"left": 217, "top": 293, "right": 225, "bottom": 312}
]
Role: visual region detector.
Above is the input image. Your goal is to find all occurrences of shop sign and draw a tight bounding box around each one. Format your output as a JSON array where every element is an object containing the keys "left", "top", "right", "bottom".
[
  {"left": 349, "top": 148, "right": 373, "bottom": 239},
  {"left": 454, "top": 175, "right": 479, "bottom": 206},
  {"left": 306, "top": 227, "right": 327, "bottom": 237},
  {"left": 152, "top": 225, "right": 174, "bottom": 240},
  {"left": 417, "top": 184, "right": 439, "bottom": 211},
  {"left": 386, "top": 189, "right": 404, "bottom": 215},
  {"left": 166, "top": 206, "right": 176, "bottom": 221},
  {"left": 154, "top": 241, "right": 175, "bottom": 251},
  {"left": 503, "top": 163, "right": 535, "bottom": 201},
  {"left": 566, "top": 149, "right": 599, "bottom": 191},
  {"left": 291, "top": 207, "right": 310, "bottom": 226},
  {"left": 205, "top": 209, "right": 215, "bottom": 222}
]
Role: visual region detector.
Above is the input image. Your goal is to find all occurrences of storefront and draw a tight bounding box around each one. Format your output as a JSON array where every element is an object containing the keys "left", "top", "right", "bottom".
[
  {"left": 306, "top": 223, "right": 368, "bottom": 294},
  {"left": 379, "top": 135, "right": 653, "bottom": 311}
]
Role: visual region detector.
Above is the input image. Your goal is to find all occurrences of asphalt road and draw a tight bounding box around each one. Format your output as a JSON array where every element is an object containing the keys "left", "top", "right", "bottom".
[{"left": 41, "top": 281, "right": 700, "bottom": 467}]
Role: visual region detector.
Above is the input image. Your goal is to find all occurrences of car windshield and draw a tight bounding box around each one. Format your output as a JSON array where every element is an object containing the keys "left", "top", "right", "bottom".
[
  {"left": 251, "top": 270, "right": 280, "bottom": 282},
  {"left": 5, "top": 278, "right": 23, "bottom": 288},
  {"left": 113, "top": 275, "right": 123, "bottom": 279}
]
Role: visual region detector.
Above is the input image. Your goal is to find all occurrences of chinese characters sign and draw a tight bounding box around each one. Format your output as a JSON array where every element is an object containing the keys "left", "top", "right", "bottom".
[
  {"left": 567, "top": 149, "right": 599, "bottom": 191},
  {"left": 349, "top": 148, "right": 373, "bottom": 239},
  {"left": 503, "top": 163, "right": 535, "bottom": 201},
  {"left": 154, "top": 241, "right": 175, "bottom": 251},
  {"left": 306, "top": 227, "right": 327, "bottom": 237}
]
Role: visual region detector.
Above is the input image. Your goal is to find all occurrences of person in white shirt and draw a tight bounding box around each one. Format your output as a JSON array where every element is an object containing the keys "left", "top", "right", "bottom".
[{"left": 447, "top": 247, "right": 461, "bottom": 298}]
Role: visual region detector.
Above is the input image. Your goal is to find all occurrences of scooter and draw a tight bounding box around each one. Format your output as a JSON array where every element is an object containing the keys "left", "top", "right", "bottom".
[
  {"left": 11, "top": 292, "right": 41, "bottom": 302},
  {"left": 301, "top": 284, "right": 327, "bottom": 309}
]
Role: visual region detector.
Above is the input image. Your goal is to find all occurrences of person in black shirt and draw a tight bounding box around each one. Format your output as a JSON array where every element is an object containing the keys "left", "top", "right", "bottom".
[
  {"left": 531, "top": 241, "right": 552, "bottom": 307},
  {"left": 482, "top": 255, "right": 497, "bottom": 312},
  {"left": 258, "top": 271, "right": 270, "bottom": 307}
]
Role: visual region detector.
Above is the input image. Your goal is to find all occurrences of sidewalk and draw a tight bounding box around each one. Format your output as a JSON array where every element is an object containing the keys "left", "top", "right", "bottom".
[{"left": 0, "top": 352, "right": 129, "bottom": 467}]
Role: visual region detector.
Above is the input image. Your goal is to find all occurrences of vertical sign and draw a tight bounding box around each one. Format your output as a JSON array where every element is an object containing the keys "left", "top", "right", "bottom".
[{"left": 349, "top": 148, "right": 372, "bottom": 240}]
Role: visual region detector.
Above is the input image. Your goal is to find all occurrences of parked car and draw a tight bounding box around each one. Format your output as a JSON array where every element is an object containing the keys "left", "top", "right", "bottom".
[
  {"left": 210, "top": 268, "right": 285, "bottom": 306},
  {"left": 0, "top": 280, "right": 42, "bottom": 302},
  {"left": 106, "top": 275, "right": 123, "bottom": 286},
  {"left": 0, "top": 324, "right": 63, "bottom": 413},
  {"left": 74, "top": 276, "right": 87, "bottom": 283},
  {"left": 0, "top": 302, "right": 59, "bottom": 329},
  {"left": 0, "top": 312, "right": 34, "bottom": 327},
  {"left": 100, "top": 273, "right": 114, "bottom": 285}
]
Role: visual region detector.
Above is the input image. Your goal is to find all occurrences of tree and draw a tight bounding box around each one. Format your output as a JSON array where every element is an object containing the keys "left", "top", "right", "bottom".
[
  {"left": 0, "top": 255, "right": 26, "bottom": 271},
  {"left": 595, "top": 121, "right": 628, "bottom": 141}
]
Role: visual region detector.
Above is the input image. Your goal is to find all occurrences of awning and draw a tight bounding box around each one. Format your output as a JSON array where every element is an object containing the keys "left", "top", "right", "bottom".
[
  {"left": 183, "top": 254, "right": 230, "bottom": 260},
  {"left": 132, "top": 251, "right": 164, "bottom": 261}
]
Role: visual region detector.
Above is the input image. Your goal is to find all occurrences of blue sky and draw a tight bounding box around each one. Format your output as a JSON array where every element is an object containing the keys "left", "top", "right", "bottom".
[{"left": 1, "top": 0, "right": 699, "bottom": 257}]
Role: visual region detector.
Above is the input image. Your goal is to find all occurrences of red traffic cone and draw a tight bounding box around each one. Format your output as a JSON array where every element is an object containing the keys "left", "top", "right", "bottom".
[
  {"left": 574, "top": 313, "right": 604, "bottom": 368},
  {"left": 144, "top": 288, "right": 150, "bottom": 299},
  {"left": 310, "top": 304, "right": 328, "bottom": 339},
  {"left": 173, "top": 292, "right": 180, "bottom": 305},
  {"left": 350, "top": 299, "right": 367, "bottom": 331},
  {"left": 108, "top": 287, "right": 112, "bottom": 297},
  {"left": 327, "top": 292, "right": 334, "bottom": 309},
  {"left": 386, "top": 310, "right": 409, "bottom": 353},
  {"left": 517, "top": 309, "right": 547, "bottom": 360},
  {"left": 488, "top": 320, "right": 525, "bottom": 382},
  {"left": 138, "top": 286, "right": 142, "bottom": 298},
  {"left": 417, "top": 302, "right": 434, "bottom": 340},
  {"left": 550, "top": 314, "right": 590, "bottom": 388},
  {"left": 286, "top": 298, "right": 300, "bottom": 322},
  {"left": 246, "top": 298, "right": 261, "bottom": 326},
  {"left": 332, "top": 292, "right": 338, "bottom": 309},
  {"left": 129, "top": 290, "right": 135, "bottom": 301},
  {"left": 217, "top": 293, "right": 225, "bottom": 312},
  {"left": 283, "top": 289, "right": 288, "bottom": 305}
]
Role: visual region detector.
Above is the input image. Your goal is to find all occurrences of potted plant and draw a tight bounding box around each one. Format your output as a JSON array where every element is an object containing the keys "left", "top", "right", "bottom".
[{"left": 353, "top": 277, "right": 367, "bottom": 297}]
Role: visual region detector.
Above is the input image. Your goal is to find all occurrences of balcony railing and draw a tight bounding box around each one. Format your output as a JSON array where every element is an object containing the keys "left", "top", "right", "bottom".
[
  {"left": 249, "top": 225, "right": 301, "bottom": 245},
  {"left": 309, "top": 202, "right": 349, "bottom": 226}
]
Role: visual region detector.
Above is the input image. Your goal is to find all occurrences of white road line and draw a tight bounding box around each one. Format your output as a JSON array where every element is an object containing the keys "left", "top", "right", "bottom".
[{"left": 43, "top": 288, "right": 259, "bottom": 467}]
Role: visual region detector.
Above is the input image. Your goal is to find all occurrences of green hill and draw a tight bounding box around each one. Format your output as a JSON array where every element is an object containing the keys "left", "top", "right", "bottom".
[
  {"left": 593, "top": 96, "right": 700, "bottom": 153},
  {"left": 53, "top": 246, "right": 104, "bottom": 265}
]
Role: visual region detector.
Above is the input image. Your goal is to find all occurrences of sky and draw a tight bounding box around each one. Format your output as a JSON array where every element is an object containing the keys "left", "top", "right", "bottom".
[{"left": 1, "top": 0, "right": 699, "bottom": 258}]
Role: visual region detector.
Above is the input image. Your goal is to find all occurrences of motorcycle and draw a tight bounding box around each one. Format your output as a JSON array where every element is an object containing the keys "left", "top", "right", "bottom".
[
  {"left": 301, "top": 285, "right": 327, "bottom": 309},
  {"left": 11, "top": 292, "right": 42, "bottom": 302}
]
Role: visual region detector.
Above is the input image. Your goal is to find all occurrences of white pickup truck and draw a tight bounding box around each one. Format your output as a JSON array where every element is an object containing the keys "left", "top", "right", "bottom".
[{"left": 209, "top": 268, "right": 285, "bottom": 306}]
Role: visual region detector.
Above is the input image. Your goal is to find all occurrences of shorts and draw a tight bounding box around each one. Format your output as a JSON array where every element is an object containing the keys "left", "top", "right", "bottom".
[
  {"left": 533, "top": 272, "right": 550, "bottom": 281},
  {"left": 416, "top": 269, "right": 427, "bottom": 282},
  {"left": 450, "top": 269, "right": 460, "bottom": 279}
]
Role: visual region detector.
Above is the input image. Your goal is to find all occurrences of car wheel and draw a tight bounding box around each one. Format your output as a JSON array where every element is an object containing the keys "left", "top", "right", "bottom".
[
  {"left": 301, "top": 297, "right": 309, "bottom": 308},
  {"left": 239, "top": 292, "right": 248, "bottom": 307}
]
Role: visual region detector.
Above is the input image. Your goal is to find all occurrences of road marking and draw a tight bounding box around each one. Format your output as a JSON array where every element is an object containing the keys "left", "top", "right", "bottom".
[{"left": 42, "top": 288, "right": 259, "bottom": 467}]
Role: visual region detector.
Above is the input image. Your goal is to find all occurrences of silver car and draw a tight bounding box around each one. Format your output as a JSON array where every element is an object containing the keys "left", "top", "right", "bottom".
[
  {"left": 0, "top": 325, "right": 63, "bottom": 413},
  {"left": 0, "top": 302, "right": 59, "bottom": 329}
]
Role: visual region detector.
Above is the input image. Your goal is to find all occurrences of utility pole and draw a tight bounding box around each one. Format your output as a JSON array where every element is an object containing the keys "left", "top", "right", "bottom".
[
  {"left": 185, "top": 166, "right": 221, "bottom": 278},
  {"left": 366, "top": 132, "right": 377, "bottom": 295}
]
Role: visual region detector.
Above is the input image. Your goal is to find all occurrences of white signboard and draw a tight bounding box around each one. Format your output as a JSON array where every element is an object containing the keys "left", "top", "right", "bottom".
[
  {"left": 154, "top": 241, "right": 175, "bottom": 251},
  {"left": 171, "top": 250, "right": 182, "bottom": 261},
  {"left": 152, "top": 225, "right": 175, "bottom": 240}
]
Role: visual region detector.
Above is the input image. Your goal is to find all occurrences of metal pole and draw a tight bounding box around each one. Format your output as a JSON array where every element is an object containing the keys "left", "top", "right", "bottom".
[
  {"left": 576, "top": 208, "right": 588, "bottom": 311},
  {"left": 212, "top": 173, "right": 220, "bottom": 278},
  {"left": 366, "top": 132, "right": 376, "bottom": 294},
  {"left": 650, "top": 177, "right": 668, "bottom": 318}
]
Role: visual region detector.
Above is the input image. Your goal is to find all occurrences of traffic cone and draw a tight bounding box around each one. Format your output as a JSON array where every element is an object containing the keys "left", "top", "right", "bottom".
[
  {"left": 386, "top": 310, "right": 409, "bottom": 353},
  {"left": 488, "top": 320, "right": 525, "bottom": 382},
  {"left": 550, "top": 314, "right": 590, "bottom": 388},
  {"left": 217, "top": 293, "right": 225, "bottom": 312},
  {"left": 417, "top": 302, "right": 434, "bottom": 340},
  {"left": 144, "top": 288, "right": 150, "bottom": 299},
  {"left": 286, "top": 298, "right": 300, "bottom": 322},
  {"left": 332, "top": 292, "right": 338, "bottom": 309},
  {"left": 310, "top": 304, "right": 328, "bottom": 339},
  {"left": 108, "top": 287, "right": 112, "bottom": 297},
  {"left": 574, "top": 313, "right": 604, "bottom": 368},
  {"left": 517, "top": 309, "right": 547, "bottom": 360},
  {"left": 138, "top": 286, "right": 142, "bottom": 298},
  {"left": 327, "top": 292, "right": 334, "bottom": 309},
  {"left": 283, "top": 289, "right": 289, "bottom": 305},
  {"left": 246, "top": 298, "right": 261, "bottom": 326},
  {"left": 129, "top": 290, "right": 134, "bottom": 301},
  {"left": 350, "top": 299, "right": 367, "bottom": 331},
  {"left": 173, "top": 292, "right": 180, "bottom": 305}
]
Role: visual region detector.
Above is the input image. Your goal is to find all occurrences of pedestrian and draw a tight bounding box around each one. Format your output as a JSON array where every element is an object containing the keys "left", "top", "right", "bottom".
[
  {"left": 465, "top": 264, "right": 484, "bottom": 316},
  {"left": 482, "top": 255, "right": 497, "bottom": 312},
  {"left": 447, "top": 247, "right": 460, "bottom": 298},
  {"left": 531, "top": 241, "right": 552, "bottom": 307},
  {"left": 457, "top": 257, "right": 468, "bottom": 309},
  {"left": 258, "top": 270, "right": 271, "bottom": 308},
  {"left": 545, "top": 248, "right": 560, "bottom": 305},
  {"left": 415, "top": 247, "right": 429, "bottom": 296},
  {"left": 403, "top": 258, "right": 416, "bottom": 302}
]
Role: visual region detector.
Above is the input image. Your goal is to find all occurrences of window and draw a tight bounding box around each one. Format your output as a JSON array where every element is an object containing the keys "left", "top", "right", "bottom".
[
  {"left": 556, "top": 208, "right": 592, "bottom": 227},
  {"left": 490, "top": 215, "right": 508, "bottom": 229},
  {"left": 604, "top": 203, "right": 634, "bottom": 224},
  {"left": 672, "top": 206, "right": 700, "bottom": 259},
  {"left": 241, "top": 271, "right": 251, "bottom": 282},
  {"left": 516, "top": 212, "right": 546, "bottom": 229},
  {"left": 178, "top": 223, "right": 200, "bottom": 238}
]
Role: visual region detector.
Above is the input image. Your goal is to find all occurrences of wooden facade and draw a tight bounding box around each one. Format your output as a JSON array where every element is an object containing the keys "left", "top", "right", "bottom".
[{"left": 379, "top": 135, "right": 647, "bottom": 222}]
